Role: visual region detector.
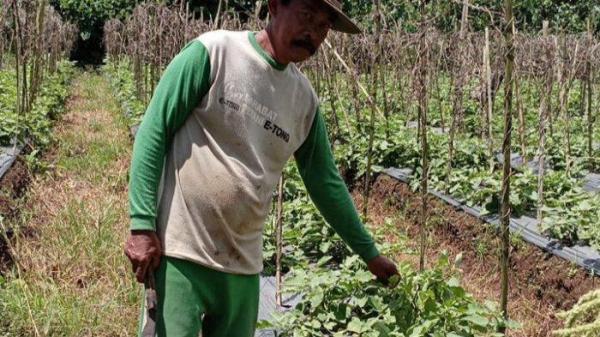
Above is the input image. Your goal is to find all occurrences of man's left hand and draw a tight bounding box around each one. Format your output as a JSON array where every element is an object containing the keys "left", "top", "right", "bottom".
[{"left": 367, "top": 255, "right": 398, "bottom": 283}]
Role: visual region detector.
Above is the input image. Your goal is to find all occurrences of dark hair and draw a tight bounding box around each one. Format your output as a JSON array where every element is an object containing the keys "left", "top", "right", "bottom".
[{"left": 280, "top": 0, "right": 293, "bottom": 5}]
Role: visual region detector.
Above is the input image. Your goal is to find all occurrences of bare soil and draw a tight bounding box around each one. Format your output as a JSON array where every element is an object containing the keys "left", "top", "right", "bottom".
[
  {"left": 0, "top": 158, "right": 32, "bottom": 271},
  {"left": 353, "top": 174, "right": 598, "bottom": 337},
  {"left": 0, "top": 158, "right": 31, "bottom": 216}
]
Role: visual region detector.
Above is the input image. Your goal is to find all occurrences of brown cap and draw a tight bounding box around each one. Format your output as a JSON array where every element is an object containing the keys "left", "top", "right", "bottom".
[{"left": 320, "top": 0, "right": 361, "bottom": 34}]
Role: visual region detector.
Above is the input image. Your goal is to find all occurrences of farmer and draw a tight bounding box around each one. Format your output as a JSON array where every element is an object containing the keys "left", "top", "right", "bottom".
[{"left": 124, "top": 0, "right": 398, "bottom": 335}]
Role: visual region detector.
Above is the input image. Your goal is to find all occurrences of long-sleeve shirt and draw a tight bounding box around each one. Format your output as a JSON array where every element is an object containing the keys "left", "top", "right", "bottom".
[{"left": 128, "top": 30, "right": 379, "bottom": 274}]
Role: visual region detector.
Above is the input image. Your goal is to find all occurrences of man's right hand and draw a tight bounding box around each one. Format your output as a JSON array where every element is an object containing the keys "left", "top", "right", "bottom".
[{"left": 124, "top": 230, "right": 162, "bottom": 283}]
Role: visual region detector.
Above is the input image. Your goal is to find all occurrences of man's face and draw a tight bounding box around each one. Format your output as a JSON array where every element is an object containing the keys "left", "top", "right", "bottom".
[{"left": 270, "top": 0, "right": 336, "bottom": 63}]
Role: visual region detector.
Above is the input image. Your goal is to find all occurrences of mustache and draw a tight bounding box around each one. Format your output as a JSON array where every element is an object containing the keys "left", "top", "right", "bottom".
[{"left": 291, "top": 39, "right": 317, "bottom": 55}]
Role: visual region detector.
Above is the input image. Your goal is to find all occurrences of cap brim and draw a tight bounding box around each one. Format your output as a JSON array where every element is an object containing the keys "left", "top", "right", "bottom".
[{"left": 322, "top": 2, "right": 361, "bottom": 34}]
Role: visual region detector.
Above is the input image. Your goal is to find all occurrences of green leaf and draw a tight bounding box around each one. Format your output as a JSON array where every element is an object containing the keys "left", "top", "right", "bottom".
[
  {"left": 447, "top": 277, "right": 460, "bottom": 288},
  {"left": 463, "top": 314, "right": 490, "bottom": 327},
  {"left": 347, "top": 317, "right": 364, "bottom": 333}
]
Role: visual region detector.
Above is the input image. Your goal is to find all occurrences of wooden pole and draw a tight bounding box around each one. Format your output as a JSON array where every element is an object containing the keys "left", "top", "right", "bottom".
[
  {"left": 515, "top": 72, "right": 527, "bottom": 160},
  {"left": 275, "top": 175, "right": 284, "bottom": 307},
  {"left": 460, "top": 0, "right": 469, "bottom": 37},
  {"left": 587, "top": 19, "right": 594, "bottom": 163},
  {"left": 12, "top": 0, "right": 21, "bottom": 115},
  {"left": 323, "top": 40, "right": 385, "bottom": 119},
  {"left": 559, "top": 37, "right": 579, "bottom": 175},
  {"left": 445, "top": 1, "right": 469, "bottom": 192},
  {"left": 362, "top": 0, "right": 383, "bottom": 218},
  {"left": 484, "top": 27, "right": 494, "bottom": 172},
  {"left": 417, "top": 33, "right": 429, "bottom": 272},
  {"left": 435, "top": 40, "right": 445, "bottom": 132},
  {"left": 29, "top": 0, "right": 48, "bottom": 107},
  {"left": 536, "top": 21, "right": 552, "bottom": 227},
  {"left": 500, "top": 0, "right": 515, "bottom": 331},
  {"left": 214, "top": 0, "right": 223, "bottom": 29},
  {"left": 0, "top": 4, "right": 4, "bottom": 69}
]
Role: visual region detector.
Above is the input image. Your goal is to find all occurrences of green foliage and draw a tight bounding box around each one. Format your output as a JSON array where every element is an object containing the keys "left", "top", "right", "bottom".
[
  {"left": 0, "top": 69, "right": 18, "bottom": 146},
  {"left": 51, "top": 0, "right": 599, "bottom": 41},
  {"left": 542, "top": 182, "right": 600, "bottom": 249},
  {"left": 0, "top": 61, "right": 75, "bottom": 148},
  {"left": 262, "top": 164, "right": 352, "bottom": 275},
  {"left": 256, "top": 151, "right": 515, "bottom": 336},
  {"left": 50, "top": 0, "right": 142, "bottom": 38},
  {"left": 342, "top": 0, "right": 599, "bottom": 33},
  {"left": 269, "top": 253, "right": 512, "bottom": 337},
  {"left": 317, "top": 71, "right": 600, "bottom": 251},
  {"left": 102, "top": 59, "right": 146, "bottom": 127},
  {"left": 25, "top": 62, "right": 76, "bottom": 147}
]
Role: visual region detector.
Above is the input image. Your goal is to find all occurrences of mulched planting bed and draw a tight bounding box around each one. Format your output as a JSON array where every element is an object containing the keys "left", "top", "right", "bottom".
[{"left": 353, "top": 174, "right": 598, "bottom": 337}]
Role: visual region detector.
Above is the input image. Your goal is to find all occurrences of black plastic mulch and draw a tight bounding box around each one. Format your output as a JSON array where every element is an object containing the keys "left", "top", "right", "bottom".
[{"left": 383, "top": 167, "right": 600, "bottom": 275}]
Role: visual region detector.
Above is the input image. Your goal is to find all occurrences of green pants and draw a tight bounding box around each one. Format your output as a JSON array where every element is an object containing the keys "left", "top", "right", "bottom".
[{"left": 138, "top": 256, "right": 260, "bottom": 337}]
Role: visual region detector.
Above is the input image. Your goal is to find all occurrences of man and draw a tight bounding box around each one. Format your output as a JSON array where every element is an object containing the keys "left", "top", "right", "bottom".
[{"left": 124, "top": 0, "right": 398, "bottom": 336}]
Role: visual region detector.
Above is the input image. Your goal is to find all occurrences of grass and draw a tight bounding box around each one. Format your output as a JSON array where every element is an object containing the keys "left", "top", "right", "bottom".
[{"left": 0, "top": 71, "right": 140, "bottom": 337}]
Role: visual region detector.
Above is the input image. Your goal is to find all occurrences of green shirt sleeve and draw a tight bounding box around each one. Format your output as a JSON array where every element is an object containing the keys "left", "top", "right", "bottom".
[
  {"left": 129, "top": 40, "right": 211, "bottom": 231},
  {"left": 294, "top": 108, "right": 380, "bottom": 263}
]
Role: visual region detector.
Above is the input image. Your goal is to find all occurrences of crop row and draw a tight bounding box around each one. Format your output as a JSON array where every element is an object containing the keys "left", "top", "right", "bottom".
[
  {"left": 0, "top": 60, "right": 75, "bottom": 150},
  {"left": 316, "top": 77, "right": 600, "bottom": 251}
]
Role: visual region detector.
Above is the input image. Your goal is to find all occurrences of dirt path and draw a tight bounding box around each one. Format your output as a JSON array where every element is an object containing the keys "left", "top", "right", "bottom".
[{"left": 0, "top": 71, "right": 139, "bottom": 336}]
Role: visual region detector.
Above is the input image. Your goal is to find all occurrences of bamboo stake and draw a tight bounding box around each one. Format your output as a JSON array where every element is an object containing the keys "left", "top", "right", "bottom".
[
  {"left": 417, "top": 33, "right": 429, "bottom": 272},
  {"left": 558, "top": 38, "right": 579, "bottom": 175},
  {"left": 29, "top": 0, "right": 48, "bottom": 107},
  {"left": 275, "top": 175, "right": 284, "bottom": 307},
  {"left": 445, "top": 3, "right": 469, "bottom": 192},
  {"left": 376, "top": 20, "right": 390, "bottom": 139},
  {"left": 460, "top": 0, "right": 470, "bottom": 37},
  {"left": 322, "top": 49, "right": 341, "bottom": 140},
  {"left": 323, "top": 39, "right": 385, "bottom": 119},
  {"left": 0, "top": 4, "right": 4, "bottom": 68},
  {"left": 484, "top": 27, "right": 494, "bottom": 172},
  {"left": 435, "top": 39, "right": 446, "bottom": 133},
  {"left": 362, "top": 0, "right": 383, "bottom": 219},
  {"left": 586, "top": 19, "right": 594, "bottom": 164},
  {"left": 536, "top": 21, "right": 553, "bottom": 228},
  {"left": 12, "top": 0, "right": 21, "bottom": 115},
  {"left": 214, "top": 0, "right": 223, "bottom": 29},
  {"left": 21, "top": 58, "right": 28, "bottom": 113},
  {"left": 500, "top": 0, "right": 515, "bottom": 330},
  {"left": 543, "top": 23, "right": 555, "bottom": 139},
  {"left": 515, "top": 72, "right": 527, "bottom": 160}
]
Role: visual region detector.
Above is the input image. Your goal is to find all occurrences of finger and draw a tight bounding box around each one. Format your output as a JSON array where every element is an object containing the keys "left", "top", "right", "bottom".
[
  {"left": 151, "top": 255, "right": 161, "bottom": 270},
  {"left": 377, "top": 276, "right": 389, "bottom": 286},
  {"left": 385, "top": 261, "right": 398, "bottom": 274},
  {"left": 381, "top": 267, "right": 395, "bottom": 279},
  {"left": 124, "top": 238, "right": 136, "bottom": 257},
  {"left": 136, "top": 263, "right": 148, "bottom": 283},
  {"left": 130, "top": 260, "right": 138, "bottom": 275},
  {"left": 127, "top": 251, "right": 143, "bottom": 273},
  {"left": 134, "top": 265, "right": 142, "bottom": 283},
  {"left": 124, "top": 246, "right": 133, "bottom": 261}
]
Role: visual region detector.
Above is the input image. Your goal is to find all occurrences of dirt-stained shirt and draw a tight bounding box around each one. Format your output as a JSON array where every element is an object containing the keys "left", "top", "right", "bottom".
[{"left": 128, "top": 30, "right": 379, "bottom": 274}]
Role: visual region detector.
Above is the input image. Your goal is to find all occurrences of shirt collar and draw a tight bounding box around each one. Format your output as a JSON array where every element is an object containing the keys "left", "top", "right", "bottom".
[{"left": 248, "top": 31, "right": 287, "bottom": 71}]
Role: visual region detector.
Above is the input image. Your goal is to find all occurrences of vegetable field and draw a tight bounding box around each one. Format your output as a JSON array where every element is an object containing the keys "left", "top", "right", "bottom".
[{"left": 1, "top": 1, "right": 599, "bottom": 337}]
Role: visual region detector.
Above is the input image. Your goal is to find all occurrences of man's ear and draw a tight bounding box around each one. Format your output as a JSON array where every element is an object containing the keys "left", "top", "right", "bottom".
[{"left": 268, "top": 0, "right": 278, "bottom": 18}]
